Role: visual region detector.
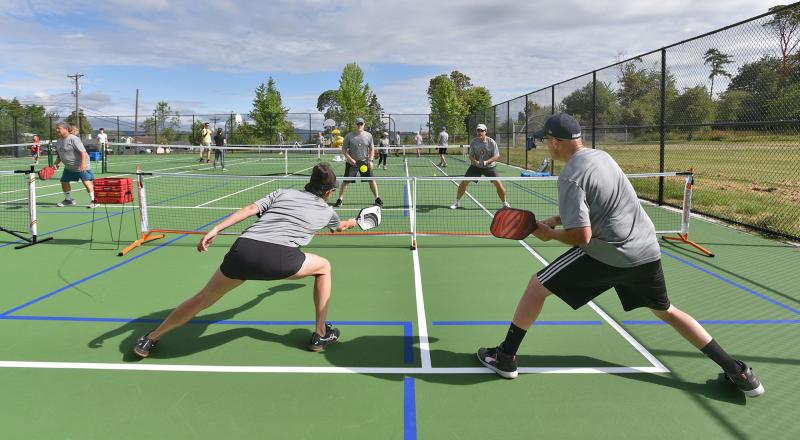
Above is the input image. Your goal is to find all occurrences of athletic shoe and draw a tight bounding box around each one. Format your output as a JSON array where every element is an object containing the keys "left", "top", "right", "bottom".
[
  {"left": 503, "top": 201, "right": 511, "bottom": 208},
  {"left": 308, "top": 324, "right": 340, "bottom": 352},
  {"left": 57, "top": 199, "right": 77, "bottom": 207},
  {"left": 725, "top": 361, "right": 764, "bottom": 397},
  {"left": 87, "top": 201, "right": 99, "bottom": 209},
  {"left": 449, "top": 200, "right": 460, "bottom": 210},
  {"left": 333, "top": 198, "right": 343, "bottom": 208},
  {"left": 375, "top": 197, "right": 384, "bottom": 207},
  {"left": 133, "top": 333, "right": 158, "bottom": 358},
  {"left": 383, "top": 165, "right": 387, "bottom": 170},
  {"left": 477, "top": 346, "right": 518, "bottom": 379}
]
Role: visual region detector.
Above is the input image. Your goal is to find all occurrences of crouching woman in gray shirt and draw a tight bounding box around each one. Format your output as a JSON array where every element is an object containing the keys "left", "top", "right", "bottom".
[{"left": 133, "top": 163, "right": 357, "bottom": 357}]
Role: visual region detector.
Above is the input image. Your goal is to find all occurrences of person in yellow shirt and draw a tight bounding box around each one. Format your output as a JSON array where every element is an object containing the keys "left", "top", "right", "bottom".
[{"left": 200, "top": 122, "right": 212, "bottom": 163}]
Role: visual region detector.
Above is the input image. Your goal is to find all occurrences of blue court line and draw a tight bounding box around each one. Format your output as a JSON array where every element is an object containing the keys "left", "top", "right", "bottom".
[
  {"left": 433, "top": 320, "right": 602, "bottom": 326},
  {"left": 661, "top": 250, "right": 800, "bottom": 316},
  {"left": 0, "top": 215, "right": 227, "bottom": 316},
  {"left": 0, "top": 315, "right": 415, "bottom": 364},
  {"left": 623, "top": 319, "right": 800, "bottom": 325},
  {"left": 404, "top": 377, "right": 417, "bottom": 440}
]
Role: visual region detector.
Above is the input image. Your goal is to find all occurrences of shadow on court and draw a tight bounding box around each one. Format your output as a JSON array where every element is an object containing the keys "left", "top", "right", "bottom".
[{"left": 87, "top": 282, "right": 305, "bottom": 361}]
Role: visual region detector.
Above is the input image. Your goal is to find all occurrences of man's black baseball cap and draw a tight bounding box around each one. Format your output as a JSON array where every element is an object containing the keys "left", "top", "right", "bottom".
[{"left": 532, "top": 113, "right": 582, "bottom": 140}]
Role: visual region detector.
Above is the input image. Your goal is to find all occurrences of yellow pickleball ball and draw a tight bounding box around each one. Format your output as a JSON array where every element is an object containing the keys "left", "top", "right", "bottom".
[{"left": 359, "top": 164, "right": 368, "bottom": 173}]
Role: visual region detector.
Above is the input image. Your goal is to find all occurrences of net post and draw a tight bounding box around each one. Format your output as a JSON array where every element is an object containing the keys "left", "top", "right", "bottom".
[
  {"left": 119, "top": 166, "right": 164, "bottom": 256},
  {"left": 660, "top": 170, "right": 714, "bottom": 257},
  {"left": 410, "top": 177, "right": 417, "bottom": 250},
  {"left": 12, "top": 167, "right": 53, "bottom": 249},
  {"left": 284, "top": 148, "right": 289, "bottom": 175}
]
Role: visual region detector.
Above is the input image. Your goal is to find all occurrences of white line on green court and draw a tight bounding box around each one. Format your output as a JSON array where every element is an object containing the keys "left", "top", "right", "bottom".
[
  {"left": 0, "top": 361, "right": 667, "bottom": 374},
  {"left": 407, "top": 158, "right": 433, "bottom": 369},
  {"left": 429, "top": 160, "right": 669, "bottom": 374}
]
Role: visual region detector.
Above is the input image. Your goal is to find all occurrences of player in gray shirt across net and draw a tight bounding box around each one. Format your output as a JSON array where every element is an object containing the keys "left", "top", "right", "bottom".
[
  {"left": 476, "top": 113, "right": 763, "bottom": 397},
  {"left": 333, "top": 117, "right": 383, "bottom": 208},
  {"left": 53, "top": 122, "right": 97, "bottom": 208},
  {"left": 133, "top": 163, "right": 359, "bottom": 357},
  {"left": 449, "top": 123, "right": 509, "bottom": 210},
  {"left": 437, "top": 126, "right": 449, "bottom": 167}
]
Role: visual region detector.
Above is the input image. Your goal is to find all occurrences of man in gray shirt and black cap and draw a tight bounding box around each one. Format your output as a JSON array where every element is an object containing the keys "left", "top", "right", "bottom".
[
  {"left": 333, "top": 117, "right": 383, "bottom": 207},
  {"left": 476, "top": 113, "right": 764, "bottom": 398}
]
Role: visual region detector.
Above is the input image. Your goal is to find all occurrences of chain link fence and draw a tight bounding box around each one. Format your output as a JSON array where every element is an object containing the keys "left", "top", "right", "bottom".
[{"left": 467, "top": 4, "right": 800, "bottom": 240}]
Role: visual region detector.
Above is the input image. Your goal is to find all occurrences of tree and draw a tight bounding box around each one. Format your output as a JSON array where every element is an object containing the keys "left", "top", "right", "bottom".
[
  {"left": 763, "top": 5, "right": 800, "bottom": 85},
  {"left": 142, "top": 101, "right": 180, "bottom": 143},
  {"left": 703, "top": 48, "right": 733, "bottom": 97},
  {"left": 615, "top": 58, "right": 677, "bottom": 126},
  {"left": 429, "top": 76, "right": 468, "bottom": 137},
  {"left": 335, "top": 63, "right": 372, "bottom": 132},
  {"left": 668, "top": 86, "right": 715, "bottom": 126},
  {"left": 715, "top": 90, "right": 749, "bottom": 122},
  {"left": 561, "top": 81, "right": 620, "bottom": 126},
  {"left": 366, "top": 93, "right": 385, "bottom": 133},
  {"left": 767, "top": 82, "right": 800, "bottom": 119},
  {"left": 250, "top": 76, "right": 289, "bottom": 143},
  {"left": 66, "top": 110, "right": 92, "bottom": 136},
  {"left": 316, "top": 89, "right": 341, "bottom": 121}
]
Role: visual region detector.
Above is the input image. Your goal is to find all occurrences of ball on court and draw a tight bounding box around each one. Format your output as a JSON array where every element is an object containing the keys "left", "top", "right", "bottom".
[{"left": 359, "top": 164, "right": 368, "bottom": 173}]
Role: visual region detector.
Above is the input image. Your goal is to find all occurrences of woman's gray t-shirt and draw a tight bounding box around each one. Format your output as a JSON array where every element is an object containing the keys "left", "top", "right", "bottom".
[{"left": 239, "top": 189, "right": 340, "bottom": 247}]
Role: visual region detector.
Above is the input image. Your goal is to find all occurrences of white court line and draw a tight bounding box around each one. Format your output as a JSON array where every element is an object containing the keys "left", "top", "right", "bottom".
[
  {"left": 406, "top": 158, "right": 432, "bottom": 369},
  {"left": 194, "top": 165, "right": 314, "bottom": 208},
  {"left": 0, "top": 361, "right": 666, "bottom": 374},
  {"left": 430, "top": 160, "right": 669, "bottom": 374}
]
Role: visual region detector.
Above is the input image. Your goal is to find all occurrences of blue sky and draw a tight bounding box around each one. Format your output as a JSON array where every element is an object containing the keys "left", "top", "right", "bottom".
[{"left": 0, "top": 0, "right": 780, "bottom": 119}]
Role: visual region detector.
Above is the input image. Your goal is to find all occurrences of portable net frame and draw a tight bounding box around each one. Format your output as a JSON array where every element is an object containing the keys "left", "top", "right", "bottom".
[
  {"left": 0, "top": 167, "right": 53, "bottom": 249},
  {"left": 120, "top": 169, "right": 710, "bottom": 256},
  {"left": 103, "top": 143, "right": 469, "bottom": 176}
]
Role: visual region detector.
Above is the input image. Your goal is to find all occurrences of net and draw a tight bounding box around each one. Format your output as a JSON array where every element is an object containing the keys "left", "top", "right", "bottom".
[
  {"left": 103, "top": 143, "right": 469, "bottom": 176},
  {"left": 0, "top": 169, "right": 51, "bottom": 248},
  {"left": 0, "top": 142, "right": 53, "bottom": 171},
  {"left": 104, "top": 143, "right": 318, "bottom": 175},
  {"left": 121, "top": 170, "right": 697, "bottom": 255},
  {"left": 0, "top": 170, "right": 29, "bottom": 233}
]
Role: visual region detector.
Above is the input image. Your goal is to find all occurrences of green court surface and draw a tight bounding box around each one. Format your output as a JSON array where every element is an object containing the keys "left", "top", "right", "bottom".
[{"left": 0, "top": 154, "right": 798, "bottom": 439}]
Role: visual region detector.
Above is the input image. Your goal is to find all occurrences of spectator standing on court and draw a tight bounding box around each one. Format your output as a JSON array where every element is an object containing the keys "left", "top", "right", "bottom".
[
  {"left": 97, "top": 128, "right": 109, "bottom": 155},
  {"left": 437, "top": 126, "right": 449, "bottom": 167},
  {"left": 199, "top": 122, "right": 212, "bottom": 163},
  {"left": 53, "top": 122, "right": 97, "bottom": 209},
  {"left": 394, "top": 130, "right": 402, "bottom": 156},
  {"left": 414, "top": 131, "right": 423, "bottom": 157},
  {"left": 333, "top": 117, "right": 383, "bottom": 208},
  {"left": 133, "top": 163, "right": 358, "bottom": 357},
  {"left": 449, "top": 123, "right": 509, "bottom": 209},
  {"left": 30, "top": 134, "right": 41, "bottom": 165},
  {"left": 377, "top": 131, "right": 389, "bottom": 170},
  {"left": 475, "top": 113, "right": 764, "bottom": 399},
  {"left": 213, "top": 127, "right": 226, "bottom": 171}
]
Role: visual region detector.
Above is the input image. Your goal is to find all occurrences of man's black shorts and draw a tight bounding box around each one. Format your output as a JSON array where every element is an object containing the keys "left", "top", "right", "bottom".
[
  {"left": 438, "top": 147, "right": 447, "bottom": 154},
  {"left": 537, "top": 247, "right": 670, "bottom": 311},
  {"left": 220, "top": 238, "right": 306, "bottom": 281},
  {"left": 464, "top": 165, "right": 498, "bottom": 178},
  {"left": 343, "top": 161, "right": 373, "bottom": 183}
]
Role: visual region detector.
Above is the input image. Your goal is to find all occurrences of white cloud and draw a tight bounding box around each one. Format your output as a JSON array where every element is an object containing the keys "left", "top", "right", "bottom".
[{"left": 0, "top": 0, "right": 785, "bottom": 113}]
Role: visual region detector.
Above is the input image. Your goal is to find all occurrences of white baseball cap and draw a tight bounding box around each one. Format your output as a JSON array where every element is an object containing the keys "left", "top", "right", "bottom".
[{"left": 476, "top": 123, "right": 487, "bottom": 131}]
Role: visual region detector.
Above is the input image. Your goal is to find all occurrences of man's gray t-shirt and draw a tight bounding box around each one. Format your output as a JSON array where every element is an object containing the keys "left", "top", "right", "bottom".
[
  {"left": 438, "top": 131, "right": 449, "bottom": 146},
  {"left": 468, "top": 137, "right": 499, "bottom": 168},
  {"left": 378, "top": 138, "right": 389, "bottom": 153},
  {"left": 343, "top": 131, "right": 374, "bottom": 162},
  {"left": 56, "top": 134, "right": 89, "bottom": 171},
  {"left": 239, "top": 189, "right": 340, "bottom": 247},
  {"left": 558, "top": 148, "right": 661, "bottom": 268}
]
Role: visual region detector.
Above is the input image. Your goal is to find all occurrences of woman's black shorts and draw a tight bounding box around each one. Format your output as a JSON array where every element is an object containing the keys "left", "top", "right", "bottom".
[
  {"left": 438, "top": 147, "right": 447, "bottom": 154},
  {"left": 220, "top": 238, "right": 306, "bottom": 281}
]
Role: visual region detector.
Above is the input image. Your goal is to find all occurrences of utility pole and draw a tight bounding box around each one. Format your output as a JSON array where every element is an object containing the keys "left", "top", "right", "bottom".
[
  {"left": 210, "top": 116, "right": 220, "bottom": 129},
  {"left": 67, "top": 73, "right": 84, "bottom": 134},
  {"left": 134, "top": 89, "right": 139, "bottom": 142}
]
